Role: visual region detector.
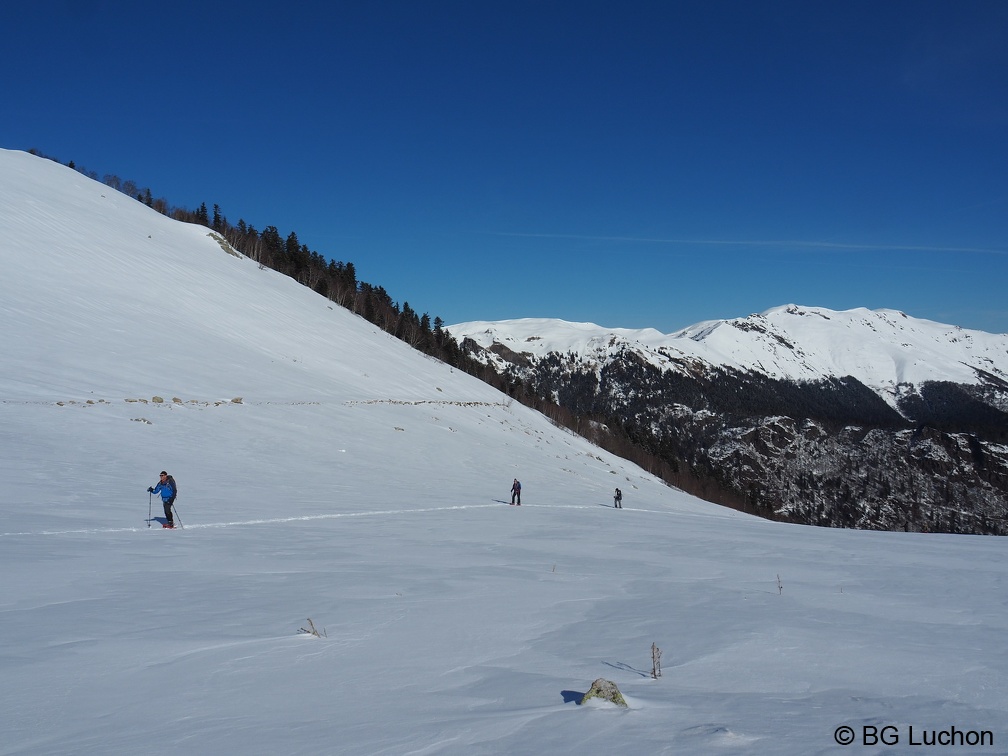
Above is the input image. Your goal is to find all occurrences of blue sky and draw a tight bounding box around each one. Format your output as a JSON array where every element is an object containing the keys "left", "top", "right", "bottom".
[{"left": 4, "top": 1, "right": 1007, "bottom": 333}]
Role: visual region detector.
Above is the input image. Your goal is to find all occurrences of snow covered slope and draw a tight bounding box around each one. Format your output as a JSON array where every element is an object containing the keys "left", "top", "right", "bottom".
[
  {"left": 0, "top": 149, "right": 460, "bottom": 403},
  {"left": 450, "top": 305, "right": 1008, "bottom": 406},
  {"left": 2, "top": 149, "right": 1006, "bottom": 754}
]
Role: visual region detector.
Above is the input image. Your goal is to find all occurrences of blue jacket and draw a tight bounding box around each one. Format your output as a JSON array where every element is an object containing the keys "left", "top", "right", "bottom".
[{"left": 152, "top": 479, "right": 176, "bottom": 502}]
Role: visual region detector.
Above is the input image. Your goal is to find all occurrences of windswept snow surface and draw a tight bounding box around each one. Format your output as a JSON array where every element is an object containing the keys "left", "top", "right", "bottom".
[{"left": 2, "top": 148, "right": 1007, "bottom": 754}]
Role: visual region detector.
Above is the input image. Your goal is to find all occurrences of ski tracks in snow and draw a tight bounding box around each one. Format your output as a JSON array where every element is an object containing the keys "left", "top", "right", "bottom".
[
  {"left": 0, "top": 501, "right": 681, "bottom": 538},
  {"left": 0, "top": 502, "right": 504, "bottom": 537}
]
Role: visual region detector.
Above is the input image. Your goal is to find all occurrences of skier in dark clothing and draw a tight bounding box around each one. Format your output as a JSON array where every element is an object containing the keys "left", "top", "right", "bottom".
[
  {"left": 614, "top": 488, "right": 622, "bottom": 508},
  {"left": 148, "top": 471, "right": 177, "bottom": 527},
  {"left": 510, "top": 478, "right": 521, "bottom": 505}
]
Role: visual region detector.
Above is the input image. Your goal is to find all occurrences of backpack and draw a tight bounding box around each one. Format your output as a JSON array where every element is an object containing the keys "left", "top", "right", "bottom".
[{"left": 167, "top": 475, "right": 178, "bottom": 498}]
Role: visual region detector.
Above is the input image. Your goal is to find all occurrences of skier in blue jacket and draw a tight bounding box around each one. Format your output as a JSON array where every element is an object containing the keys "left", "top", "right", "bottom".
[{"left": 148, "top": 471, "right": 177, "bottom": 527}]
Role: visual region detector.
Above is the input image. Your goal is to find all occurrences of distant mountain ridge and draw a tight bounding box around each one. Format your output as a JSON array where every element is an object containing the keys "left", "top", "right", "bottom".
[
  {"left": 449, "top": 308, "right": 1008, "bottom": 534},
  {"left": 449, "top": 305, "right": 1008, "bottom": 412}
]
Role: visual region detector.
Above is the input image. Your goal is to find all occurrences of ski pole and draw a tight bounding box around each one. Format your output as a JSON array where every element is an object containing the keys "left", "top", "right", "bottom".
[
  {"left": 148, "top": 491, "right": 152, "bottom": 528},
  {"left": 171, "top": 501, "right": 183, "bottom": 529}
]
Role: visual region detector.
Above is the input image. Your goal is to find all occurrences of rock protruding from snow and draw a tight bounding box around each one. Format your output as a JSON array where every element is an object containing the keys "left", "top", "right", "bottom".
[{"left": 579, "top": 678, "right": 627, "bottom": 707}]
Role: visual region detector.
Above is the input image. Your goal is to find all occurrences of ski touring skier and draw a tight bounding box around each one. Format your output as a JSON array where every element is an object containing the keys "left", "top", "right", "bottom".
[
  {"left": 614, "top": 488, "right": 622, "bottom": 508},
  {"left": 510, "top": 478, "right": 522, "bottom": 506},
  {"left": 148, "top": 471, "right": 178, "bottom": 528}
]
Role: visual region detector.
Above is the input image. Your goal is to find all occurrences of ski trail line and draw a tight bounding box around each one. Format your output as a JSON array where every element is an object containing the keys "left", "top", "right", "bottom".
[
  {"left": 0, "top": 503, "right": 686, "bottom": 538},
  {"left": 0, "top": 503, "right": 501, "bottom": 537}
]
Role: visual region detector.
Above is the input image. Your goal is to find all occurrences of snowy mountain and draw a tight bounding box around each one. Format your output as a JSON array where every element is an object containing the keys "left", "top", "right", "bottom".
[
  {"left": 448, "top": 306, "right": 1008, "bottom": 411},
  {"left": 449, "top": 309, "right": 1008, "bottom": 535},
  {"left": 2, "top": 148, "right": 1007, "bottom": 753}
]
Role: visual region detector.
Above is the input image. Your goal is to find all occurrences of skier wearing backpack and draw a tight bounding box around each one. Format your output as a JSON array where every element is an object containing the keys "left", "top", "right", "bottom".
[
  {"left": 614, "top": 488, "right": 622, "bottom": 509},
  {"left": 510, "top": 478, "right": 521, "bottom": 506},
  {"left": 148, "top": 471, "right": 178, "bottom": 527}
]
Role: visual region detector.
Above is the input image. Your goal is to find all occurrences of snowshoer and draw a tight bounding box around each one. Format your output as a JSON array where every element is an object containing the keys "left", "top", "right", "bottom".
[
  {"left": 148, "top": 471, "right": 177, "bottom": 527},
  {"left": 614, "top": 488, "right": 622, "bottom": 508},
  {"left": 510, "top": 478, "right": 521, "bottom": 505}
]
